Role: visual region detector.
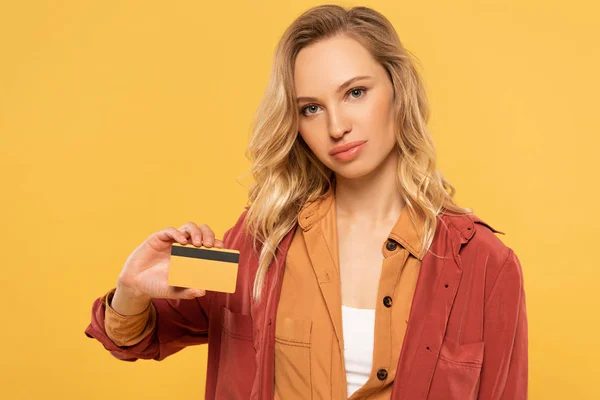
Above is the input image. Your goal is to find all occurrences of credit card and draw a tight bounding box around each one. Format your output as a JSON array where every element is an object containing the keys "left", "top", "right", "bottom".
[{"left": 167, "top": 243, "right": 240, "bottom": 293}]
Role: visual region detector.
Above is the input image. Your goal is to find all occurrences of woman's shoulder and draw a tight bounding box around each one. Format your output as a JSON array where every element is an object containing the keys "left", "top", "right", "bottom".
[
  {"left": 439, "top": 211, "right": 508, "bottom": 253},
  {"left": 444, "top": 212, "right": 523, "bottom": 294}
]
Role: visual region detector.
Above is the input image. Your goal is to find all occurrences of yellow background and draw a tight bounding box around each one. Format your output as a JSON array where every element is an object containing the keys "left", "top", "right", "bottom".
[{"left": 1, "top": 0, "right": 598, "bottom": 399}]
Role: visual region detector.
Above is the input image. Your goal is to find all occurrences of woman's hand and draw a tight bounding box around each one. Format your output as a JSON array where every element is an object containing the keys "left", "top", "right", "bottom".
[{"left": 111, "top": 222, "right": 224, "bottom": 314}]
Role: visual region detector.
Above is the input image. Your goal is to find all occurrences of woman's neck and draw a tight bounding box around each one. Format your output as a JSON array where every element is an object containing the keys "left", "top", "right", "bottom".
[{"left": 334, "top": 149, "right": 405, "bottom": 228}]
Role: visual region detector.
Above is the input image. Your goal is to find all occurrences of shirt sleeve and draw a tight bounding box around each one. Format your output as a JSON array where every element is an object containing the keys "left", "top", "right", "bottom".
[
  {"left": 103, "top": 288, "right": 157, "bottom": 347},
  {"left": 478, "top": 249, "right": 528, "bottom": 399},
  {"left": 84, "top": 288, "right": 215, "bottom": 361}
]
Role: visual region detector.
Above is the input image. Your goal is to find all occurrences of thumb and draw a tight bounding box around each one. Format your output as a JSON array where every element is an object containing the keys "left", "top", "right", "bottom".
[{"left": 166, "top": 286, "right": 206, "bottom": 299}]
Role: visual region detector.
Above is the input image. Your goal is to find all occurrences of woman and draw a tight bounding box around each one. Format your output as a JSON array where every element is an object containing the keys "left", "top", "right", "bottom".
[{"left": 85, "top": 4, "right": 527, "bottom": 400}]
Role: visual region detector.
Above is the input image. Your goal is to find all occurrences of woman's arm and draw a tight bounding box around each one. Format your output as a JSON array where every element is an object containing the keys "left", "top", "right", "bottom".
[
  {"left": 478, "top": 249, "right": 528, "bottom": 399},
  {"left": 85, "top": 287, "right": 216, "bottom": 361},
  {"left": 84, "top": 222, "right": 241, "bottom": 361},
  {"left": 103, "top": 288, "right": 156, "bottom": 347}
]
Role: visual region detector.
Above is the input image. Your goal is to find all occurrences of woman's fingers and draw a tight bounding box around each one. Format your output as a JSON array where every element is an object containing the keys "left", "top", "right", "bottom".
[
  {"left": 178, "top": 222, "right": 217, "bottom": 247},
  {"left": 177, "top": 222, "right": 200, "bottom": 245},
  {"left": 155, "top": 227, "right": 188, "bottom": 244},
  {"left": 151, "top": 221, "right": 224, "bottom": 253},
  {"left": 197, "top": 224, "right": 215, "bottom": 247}
]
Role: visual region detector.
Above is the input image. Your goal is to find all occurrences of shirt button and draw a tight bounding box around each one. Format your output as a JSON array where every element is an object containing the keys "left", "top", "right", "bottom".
[
  {"left": 383, "top": 296, "right": 393, "bottom": 308},
  {"left": 386, "top": 240, "right": 398, "bottom": 251},
  {"left": 377, "top": 368, "right": 388, "bottom": 380}
]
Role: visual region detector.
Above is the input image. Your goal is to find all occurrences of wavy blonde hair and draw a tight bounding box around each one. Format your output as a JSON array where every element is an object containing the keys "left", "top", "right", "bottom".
[{"left": 243, "top": 4, "right": 472, "bottom": 301}]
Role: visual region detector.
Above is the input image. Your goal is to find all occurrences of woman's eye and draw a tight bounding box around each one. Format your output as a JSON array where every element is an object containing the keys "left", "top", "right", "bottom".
[
  {"left": 302, "top": 105, "right": 320, "bottom": 115},
  {"left": 349, "top": 88, "right": 365, "bottom": 98}
]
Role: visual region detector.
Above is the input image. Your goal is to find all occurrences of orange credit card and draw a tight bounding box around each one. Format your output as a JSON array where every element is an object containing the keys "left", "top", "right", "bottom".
[{"left": 167, "top": 243, "right": 240, "bottom": 293}]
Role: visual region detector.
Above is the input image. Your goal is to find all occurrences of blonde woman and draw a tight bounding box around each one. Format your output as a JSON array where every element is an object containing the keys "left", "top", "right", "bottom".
[{"left": 86, "top": 4, "right": 527, "bottom": 400}]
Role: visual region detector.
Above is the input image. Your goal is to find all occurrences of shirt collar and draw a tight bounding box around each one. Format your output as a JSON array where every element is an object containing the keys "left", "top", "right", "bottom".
[{"left": 298, "top": 186, "right": 424, "bottom": 260}]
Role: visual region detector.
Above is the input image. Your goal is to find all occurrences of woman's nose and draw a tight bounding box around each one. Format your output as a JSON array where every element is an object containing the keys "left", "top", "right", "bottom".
[{"left": 328, "top": 109, "right": 351, "bottom": 139}]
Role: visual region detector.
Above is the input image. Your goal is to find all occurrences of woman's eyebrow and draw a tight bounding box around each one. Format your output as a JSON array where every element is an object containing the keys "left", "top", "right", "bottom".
[{"left": 296, "top": 75, "right": 372, "bottom": 103}]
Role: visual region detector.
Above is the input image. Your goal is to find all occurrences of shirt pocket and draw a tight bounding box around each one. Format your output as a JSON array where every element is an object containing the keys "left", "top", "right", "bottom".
[
  {"left": 274, "top": 317, "right": 313, "bottom": 399},
  {"left": 427, "top": 336, "right": 484, "bottom": 400},
  {"left": 214, "top": 306, "right": 256, "bottom": 399}
]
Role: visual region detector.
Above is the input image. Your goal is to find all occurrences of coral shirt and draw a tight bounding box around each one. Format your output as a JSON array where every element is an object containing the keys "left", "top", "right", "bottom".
[{"left": 85, "top": 194, "right": 527, "bottom": 399}]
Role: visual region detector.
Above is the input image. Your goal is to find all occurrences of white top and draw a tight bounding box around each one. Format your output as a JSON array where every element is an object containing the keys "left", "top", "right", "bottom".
[{"left": 342, "top": 305, "right": 376, "bottom": 397}]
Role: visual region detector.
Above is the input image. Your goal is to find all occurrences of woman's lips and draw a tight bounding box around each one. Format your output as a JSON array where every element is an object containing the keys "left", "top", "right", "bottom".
[
  {"left": 329, "top": 140, "right": 367, "bottom": 155},
  {"left": 330, "top": 141, "right": 367, "bottom": 161}
]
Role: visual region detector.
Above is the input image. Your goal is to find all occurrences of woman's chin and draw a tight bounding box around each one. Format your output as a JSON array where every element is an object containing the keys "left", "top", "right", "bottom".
[{"left": 331, "top": 163, "right": 375, "bottom": 181}]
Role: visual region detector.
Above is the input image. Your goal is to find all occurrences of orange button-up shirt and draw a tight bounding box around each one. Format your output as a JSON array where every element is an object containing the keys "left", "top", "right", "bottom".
[
  {"left": 274, "top": 187, "right": 423, "bottom": 399},
  {"left": 103, "top": 188, "right": 424, "bottom": 400}
]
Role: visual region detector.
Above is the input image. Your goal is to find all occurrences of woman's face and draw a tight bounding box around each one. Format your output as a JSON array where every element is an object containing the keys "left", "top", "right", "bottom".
[{"left": 294, "top": 34, "right": 397, "bottom": 180}]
